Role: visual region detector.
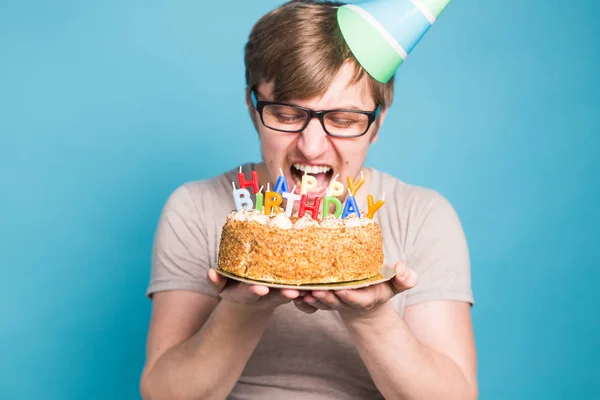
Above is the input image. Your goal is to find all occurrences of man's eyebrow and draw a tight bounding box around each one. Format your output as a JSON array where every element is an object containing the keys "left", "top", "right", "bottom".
[
  {"left": 256, "top": 91, "right": 373, "bottom": 110},
  {"left": 332, "top": 104, "right": 369, "bottom": 110}
]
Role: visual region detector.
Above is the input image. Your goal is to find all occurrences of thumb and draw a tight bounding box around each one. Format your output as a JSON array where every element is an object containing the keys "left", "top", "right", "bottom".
[
  {"left": 208, "top": 268, "right": 227, "bottom": 292},
  {"left": 389, "top": 262, "right": 418, "bottom": 294}
]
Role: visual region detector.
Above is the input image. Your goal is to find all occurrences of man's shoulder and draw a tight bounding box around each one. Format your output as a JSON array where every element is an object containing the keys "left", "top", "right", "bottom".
[
  {"left": 373, "top": 169, "right": 444, "bottom": 202},
  {"left": 160, "top": 164, "right": 246, "bottom": 214},
  {"left": 372, "top": 168, "right": 457, "bottom": 218}
]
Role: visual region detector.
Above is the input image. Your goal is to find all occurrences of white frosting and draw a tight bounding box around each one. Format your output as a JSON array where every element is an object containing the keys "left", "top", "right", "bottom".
[
  {"left": 320, "top": 215, "right": 344, "bottom": 228},
  {"left": 268, "top": 212, "right": 293, "bottom": 229},
  {"left": 229, "top": 209, "right": 268, "bottom": 224},
  {"left": 229, "top": 209, "right": 374, "bottom": 229},
  {"left": 249, "top": 213, "right": 269, "bottom": 224},
  {"left": 344, "top": 214, "right": 374, "bottom": 227},
  {"left": 293, "top": 215, "right": 319, "bottom": 229}
]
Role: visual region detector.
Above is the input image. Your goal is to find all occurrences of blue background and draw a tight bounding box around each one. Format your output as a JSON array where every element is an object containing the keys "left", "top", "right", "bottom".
[{"left": 1, "top": 0, "right": 598, "bottom": 399}]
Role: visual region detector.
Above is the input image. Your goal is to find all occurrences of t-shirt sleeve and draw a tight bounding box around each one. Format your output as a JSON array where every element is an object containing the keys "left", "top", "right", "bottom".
[
  {"left": 404, "top": 190, "right": 474, "bottom": 307},
  {"left": 146, "top": 183, "right": 219, "bottom": 299}
]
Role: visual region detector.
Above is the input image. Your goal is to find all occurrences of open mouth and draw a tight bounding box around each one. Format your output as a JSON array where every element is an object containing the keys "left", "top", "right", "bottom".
[{"left": 290, "top": 163, "right": 334, "bottom": 195}]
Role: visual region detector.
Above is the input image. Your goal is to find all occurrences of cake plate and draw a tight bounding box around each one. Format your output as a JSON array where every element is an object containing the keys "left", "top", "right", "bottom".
[{"left": 214, "top": 265, "right": 395, "bottom": 291}]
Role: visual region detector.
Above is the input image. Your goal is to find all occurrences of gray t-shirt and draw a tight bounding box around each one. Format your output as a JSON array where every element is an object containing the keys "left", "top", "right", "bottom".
[{"left": 147, "top": 163, "right": 473, "bottom": 399}]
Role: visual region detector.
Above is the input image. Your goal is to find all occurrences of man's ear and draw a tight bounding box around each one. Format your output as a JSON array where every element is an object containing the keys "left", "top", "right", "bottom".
[
  {"left": 245, "top": 88, "right": 254, "bottom": 115},
  {"left": 245, "top": 88, "right": 260, "bottom": 132},
  {"left": 371, "top": 108, "right": 388, "bottom": 144}
]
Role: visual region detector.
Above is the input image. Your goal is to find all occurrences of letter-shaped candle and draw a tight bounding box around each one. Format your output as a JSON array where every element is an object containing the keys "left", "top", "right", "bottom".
[
  {"left": 274, "top": 168, "right": 289, "bottom": 194},
  {"left": 264, "top": 191, "right": 283, "bottom": 215},
  {"left": 232, "top": 182, "right": 253, "bottom": 210},
  {"left": 327, "top": 174, "right": 344, "bottom": 197},
  {"left": 298, "top": 195, "right": 322, "bottom": 219},
  {"left": 238, "top": 167, "right": 259, "bottom": 194},
  {"left": 301, "top": 173, "right": 317, "bottom": 194},
  {"left": 347, "top": 175, "right": 364, "bottom": 196},
  {"left": 322, "top": 195, "right": 342, "bottom": 218},
  {"left": 255, "top": 185, "right": 264, "bottom": 212},
  {"left": 366, "top": 194, "right": 385, "bottom": 219},
  {"left": 341, "top": 192, "right": 360, "bottom": 219},
  {"left": 281, "top": 185, "right": 301, "bottom": 217}
]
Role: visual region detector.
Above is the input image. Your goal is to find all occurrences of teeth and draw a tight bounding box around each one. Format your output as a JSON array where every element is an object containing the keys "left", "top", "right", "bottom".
[{"left": 293, "top": 163, "right": 331, "bottom": 174}]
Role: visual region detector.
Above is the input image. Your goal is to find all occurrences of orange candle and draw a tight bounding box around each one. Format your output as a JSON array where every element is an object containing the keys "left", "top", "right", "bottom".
[
  {"left": 347, "top": 175, "right": 364, "bottom": 196},
  {"left": 366, "top": 194, "right": 385, "bottom": 219},
  {"left": 264, "top": 191, "right": 283, "bottom": 215}
]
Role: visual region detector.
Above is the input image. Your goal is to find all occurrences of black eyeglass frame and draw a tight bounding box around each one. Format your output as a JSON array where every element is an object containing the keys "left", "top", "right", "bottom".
[{"left": 250, "top": 90, "right": 381, "bottom": 138}]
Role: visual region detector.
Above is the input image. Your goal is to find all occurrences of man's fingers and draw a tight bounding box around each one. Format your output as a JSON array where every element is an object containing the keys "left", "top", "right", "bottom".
[
  {"left": 312, "top": 290, "right": 343, "bottom": 308},
  {"left": 335, "top": 288, "right": 377, "bottom": 308},
  {"left": 304, "top": 295, "right": 332, "bottom": 310},
  {"left": 207, "top": 268, "right": 227, "bottom": 292},
  {"left": 250, "top": 285, "right": 270, "bottom": 297},
  {"left": 293, "top": 298, "right": 319, "bottom": 314},
  {"left": 281, "top": 289, "right": 302, "bottom": 299}
]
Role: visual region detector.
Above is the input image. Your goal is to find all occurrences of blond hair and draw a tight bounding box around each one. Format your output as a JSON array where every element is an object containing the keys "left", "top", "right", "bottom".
[{"left": 244, "top": 0, "right": 394, "bottom": 110}]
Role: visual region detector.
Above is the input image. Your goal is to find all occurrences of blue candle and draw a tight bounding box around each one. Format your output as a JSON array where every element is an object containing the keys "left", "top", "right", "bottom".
[
  {"left": 341, "top": 194, "right": 360, "bottom": 219},
  {"left": 274, "top": 172, "right": 289, "bottom": 194},
  {"left": 232, "top": 182, "right": 253, "bottom": 210}
]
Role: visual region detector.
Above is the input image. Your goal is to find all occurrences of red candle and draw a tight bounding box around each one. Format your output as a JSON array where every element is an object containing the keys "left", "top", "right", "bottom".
[
  {"left": 238, "top": 166, "right": 259, "bottom": 194},
  {"left": 298, "top": 194, "right": 322, "bottom": 219}
]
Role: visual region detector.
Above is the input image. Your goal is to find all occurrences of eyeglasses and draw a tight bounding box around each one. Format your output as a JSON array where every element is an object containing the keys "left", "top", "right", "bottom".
[{"left": 251, "top": 90, "right": 380, "bottom": 138}]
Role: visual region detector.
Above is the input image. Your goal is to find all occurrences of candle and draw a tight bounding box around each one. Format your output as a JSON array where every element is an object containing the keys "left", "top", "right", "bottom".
[
  {"left": 274, "top": 168, "right": 289, "bottom": 194},
  {"left": 281, "top": 185, "right": 301, "bottom": 217},
  {"left": 255, "top": 185, "right": 264, "bottom": 212},
  {"left": 298, "top": 194, "right": 322, "bottom": 219},
  {"left": 327, "top": 174, "right": 344, "bottom": 197},
  {"left": 366, "top": 193, "right": 385, "bottom": 219},
  {"left": 238, "top": 166, "right": 259, "bottom": 194},
  {"left": 264, "top": 191, "right": 283, "bottom": 215},
  {"left": 341, "top": 188, "right": 360, "bottom": 218},
  {"left": 322, "top": 188, "right": 342, "bottom": 218},
  {"left": 347, "top": 175, "right": 364, "bottom": 196},
  {"left": 232, "top": 182, "right": 253, "bottom": 210},
  {"left": 301, "top": 172, "right": 317, "bottom": 195}
]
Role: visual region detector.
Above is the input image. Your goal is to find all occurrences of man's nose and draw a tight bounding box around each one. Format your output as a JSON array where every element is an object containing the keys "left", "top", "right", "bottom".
[{"left": 297, "top": 118, "right": 329, "bottom": 160}]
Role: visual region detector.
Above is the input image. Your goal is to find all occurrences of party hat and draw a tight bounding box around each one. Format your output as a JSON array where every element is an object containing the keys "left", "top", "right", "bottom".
[{"left": 337, "top": 0, "right": 452, "bottom": 83}]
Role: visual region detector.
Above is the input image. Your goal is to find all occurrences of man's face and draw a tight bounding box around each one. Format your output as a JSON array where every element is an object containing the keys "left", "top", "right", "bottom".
[{"left": 250, "top": 62, "right": 385, "bottom": 202}]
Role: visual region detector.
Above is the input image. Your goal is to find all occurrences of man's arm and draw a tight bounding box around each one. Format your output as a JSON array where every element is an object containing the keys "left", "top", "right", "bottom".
[
  {"left": 140, "top": 271, "right": 303, "bottom": 400},
  {"left": 340, "top": 299, "right": 477, "bottom": 400}
]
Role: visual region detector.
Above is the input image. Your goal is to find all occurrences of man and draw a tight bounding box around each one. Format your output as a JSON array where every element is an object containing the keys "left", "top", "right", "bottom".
[{"left": 140, "top": 1, "right": 477, "bottom": 399}]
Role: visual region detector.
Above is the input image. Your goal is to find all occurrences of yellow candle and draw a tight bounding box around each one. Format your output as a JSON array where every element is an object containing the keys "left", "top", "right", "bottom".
[
  {"left": 264, "top": 191, "right": 283, "bottom": 215},
  {"left": 366, "top": 194, "right": 385, "bottom": 219},
  {"left": 347, "top": 176, "right": 364, "bottom": 196},
  {"left": 327, "top": 174, "right": 344, "bottom": 197},
  {"left": 301, "top": 174, "right": 317, "bottom": 194}
]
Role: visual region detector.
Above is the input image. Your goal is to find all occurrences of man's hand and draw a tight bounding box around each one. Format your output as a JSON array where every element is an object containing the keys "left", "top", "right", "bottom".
[
  {"left": 208, "top": 268, "right": 306, "bottom": 311},
  {"left": 293, "top": 262, "right": 417, "bottom": 318}
]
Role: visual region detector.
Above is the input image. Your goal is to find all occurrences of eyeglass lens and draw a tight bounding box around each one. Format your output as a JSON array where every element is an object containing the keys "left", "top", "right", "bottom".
[{"left": 262, "top": 104, "right": 369, "bottom": 136}]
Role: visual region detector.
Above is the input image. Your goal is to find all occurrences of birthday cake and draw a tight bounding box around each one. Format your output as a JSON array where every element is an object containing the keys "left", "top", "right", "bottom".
[{"left": 217, "top": 169, "right": 386, "bottom": 285}]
